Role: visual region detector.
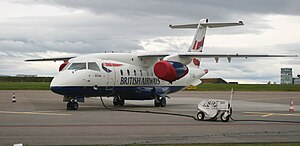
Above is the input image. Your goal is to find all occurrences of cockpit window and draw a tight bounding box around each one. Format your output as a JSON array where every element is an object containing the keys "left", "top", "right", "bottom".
[
  {"left": 88, "top": 62, "right": 100, "bottom": 71},
  {"left": 60, "top": 62, "right": 70, "bottom": 71},
  {"left": 68, "top": 63, "right": 86, "bottom": 70}
]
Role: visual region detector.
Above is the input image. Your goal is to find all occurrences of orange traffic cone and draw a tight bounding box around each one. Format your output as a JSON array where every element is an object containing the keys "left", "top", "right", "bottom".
[
  {"left": 289, "top": 98, "right": 295, "bottom": 112},
  {"left": 12, "top": 93, "right": 16, "bottom": 103}
]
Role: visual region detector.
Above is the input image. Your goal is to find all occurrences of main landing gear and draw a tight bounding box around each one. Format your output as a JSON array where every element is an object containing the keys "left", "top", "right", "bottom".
[
  {"left": 113, "top": 96, "right": 125, "bottom": 106},
  {"left": 154, "top": 96, "right": 166, "bottom": 107}
]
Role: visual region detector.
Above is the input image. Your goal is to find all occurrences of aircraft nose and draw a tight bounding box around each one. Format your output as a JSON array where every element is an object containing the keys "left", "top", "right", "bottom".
[
  {"left": 50, "top": 72, "right": 67, "bottom": 95},
  {"left": 50, "top": 70, "right": 77, "bottom": 95},
  {"left": 50, "top": 70, "right": 95, "bottom": 96},
  {"left": 50, "top": 86, "right": 65, "bottom": 95}
]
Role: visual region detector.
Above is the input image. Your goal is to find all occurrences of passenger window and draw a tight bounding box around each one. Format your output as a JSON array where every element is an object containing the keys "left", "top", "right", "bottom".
[
  {"left": 127, "top": 69, "right": 130, "bottom": 76},
  {"left": 140, "top": 70, "right": 143, "bottom": 76},
  {"left": 68, "top": 63, "right": 86, "bottom": 70},
  {"left": 146, "top": 70, "right": 149, "bottom": 76},
  {"left": 134, "top": 70, "right": 137, "bottom": 76},
  {"left": 88, "top": 62, "right": 100, "bottom": 71},
  {"left": 120, "top": 70, "right": 123, "bottom": 76}
]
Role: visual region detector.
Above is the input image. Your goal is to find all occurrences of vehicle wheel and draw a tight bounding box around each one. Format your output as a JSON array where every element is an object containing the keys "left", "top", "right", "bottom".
[
  {"left": 220, "top": 112, "right": 230, "bottom": 122},
  {"left": 73, "top": 102, "right": 79, "bottom": 110},
  {"left": 197, "top": 112, "right": 205, "bottom": 120},
  {"left": 154, "top": 99, "right": 160, "bottom": 107},
  {"left": 118, "top": 98, "right": 125, "bottom": 106},
  {"left": 160, "top": 97, "right": 166, "bottom": 107},
  {"left": 113, "top": 97, "right": 119, "bottom": 106}
]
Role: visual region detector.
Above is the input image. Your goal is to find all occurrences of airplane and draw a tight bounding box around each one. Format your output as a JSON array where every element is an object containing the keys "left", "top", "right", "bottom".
[{"left": 26, "top": 19, "right": 297, "bottom": 110}]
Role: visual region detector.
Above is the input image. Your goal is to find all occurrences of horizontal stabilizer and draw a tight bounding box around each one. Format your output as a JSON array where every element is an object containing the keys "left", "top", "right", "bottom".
[{"left": 169, "top": 20, "right": 243, "bottom": 29}]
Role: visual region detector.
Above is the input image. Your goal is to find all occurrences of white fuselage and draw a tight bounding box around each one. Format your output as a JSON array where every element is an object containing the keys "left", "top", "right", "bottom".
[{"left": 50, "top": 53, "right": 207, "bottom": 100}]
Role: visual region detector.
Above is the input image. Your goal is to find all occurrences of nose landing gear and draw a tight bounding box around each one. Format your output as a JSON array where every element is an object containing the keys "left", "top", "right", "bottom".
[
  {"left": 67, "top": 99, "right": 79, "bottom": 110},
  {"left": 64, "top": 96, "right": 79, "bottom": 110}
]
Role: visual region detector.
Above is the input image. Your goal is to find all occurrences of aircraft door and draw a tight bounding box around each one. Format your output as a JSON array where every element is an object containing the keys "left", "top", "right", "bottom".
[{"left": 105, "top": 62, "right": 116, "bottom": 90}]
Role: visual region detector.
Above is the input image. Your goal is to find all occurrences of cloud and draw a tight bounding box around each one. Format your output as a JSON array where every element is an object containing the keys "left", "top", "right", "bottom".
[
  {"left": 0, "top": 51, "right": 78, "bottom": 76},
  {"left": 36, "top": 0, "right": 300, "bottom": 19}
]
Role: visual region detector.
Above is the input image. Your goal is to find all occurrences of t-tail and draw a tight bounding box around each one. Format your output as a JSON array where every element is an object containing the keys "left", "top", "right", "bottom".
[{"left": 169, "top": 18, "right": 244, "bottom": 67}]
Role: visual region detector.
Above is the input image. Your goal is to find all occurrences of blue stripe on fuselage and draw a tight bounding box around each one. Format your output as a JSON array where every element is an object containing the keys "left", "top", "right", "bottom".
[{"left": 50, "top": 86, "right": 186, "bottom": 100}]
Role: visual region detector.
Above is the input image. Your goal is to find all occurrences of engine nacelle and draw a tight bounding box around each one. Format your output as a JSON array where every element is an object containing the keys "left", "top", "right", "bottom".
[
  {"left": 59, "top": 62, "right": 68, "bottom": 72},
  {"left": 154, "top": 61, "right": 189, "bottom": 83}
]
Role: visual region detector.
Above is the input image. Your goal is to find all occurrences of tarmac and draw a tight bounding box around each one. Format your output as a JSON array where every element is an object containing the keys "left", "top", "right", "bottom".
[{"left": 0, "top": 90, "right": 299, "bottom": 145}]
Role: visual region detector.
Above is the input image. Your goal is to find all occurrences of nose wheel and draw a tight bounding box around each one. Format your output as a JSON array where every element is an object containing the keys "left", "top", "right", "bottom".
[{"left": 67, "top": 100, "right": 79, "bottom": 110}]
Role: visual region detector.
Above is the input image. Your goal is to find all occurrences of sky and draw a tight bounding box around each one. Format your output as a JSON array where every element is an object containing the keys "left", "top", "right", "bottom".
[{"left": 0, "top": 0, "right": 299, "bottom": 84}]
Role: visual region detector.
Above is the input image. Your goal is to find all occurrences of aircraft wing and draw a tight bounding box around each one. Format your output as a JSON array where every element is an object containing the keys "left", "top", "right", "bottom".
[
  {"left": 139, "top": 53, "right": 297, "bottom": 58},
  {"left": 177, "top": 52, "right": 297, "bottom": 58},
  {"left": 137, "top": 53, "right": 171, "bottom": 58},
  {"left": 25, "top": 57, "right": 76, "bottom": 62},
  {"left": 138, "top": 52, "right": 297, "bottom": 64}
]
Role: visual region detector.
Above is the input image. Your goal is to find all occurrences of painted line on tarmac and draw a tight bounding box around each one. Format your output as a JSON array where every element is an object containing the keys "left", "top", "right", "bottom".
[
  {"left": 243, "top": 96, "right": 300, "bottom": 101},
  {"left": 0, "top": 111, "right": 70, "bottom": 116},
  {"left": 80, "top": 105, "right": 103, "bottom": 108},
  {"left": 243, "top": 112, "right": 300, "bottom": 117},
  {"left": 0, "top": 123, "right": 299, "bottom": 128}
]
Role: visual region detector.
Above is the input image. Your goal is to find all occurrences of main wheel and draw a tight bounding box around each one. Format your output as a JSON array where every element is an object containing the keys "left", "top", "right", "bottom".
[
  {"left": 113, "top": 96, "right": 125, "bottom": 106},
  {"left": 220, "top": 112, "right": 230, "bottom": 122},
  {"left": 197, "top": 112, "right": 205, "bottom": 120},
  {"left": 154, "top": 99, "right": 160, "bottom": 107},
  {"left": 160, "top": 97, "right": 166, "bottom": 107},
  {"left": 113, "top": 97, "right": 119, "bottom": 106},
  {"left": 118, "top": 98, "right": 125, "bottom": 106}
]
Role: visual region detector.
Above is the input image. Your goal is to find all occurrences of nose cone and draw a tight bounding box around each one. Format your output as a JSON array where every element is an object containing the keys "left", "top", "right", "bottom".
[
  {"left": 50, "top": 70, "right": 82, "bottom": 96},
  {"left": 50, "top": 71, "right": 69, "bottom": 95},
  {"left": 50, "top": 86, "right": 65, "bottom": 95},
  {"left": 50, "top": 70, "right": 102, "bottom": 97}
]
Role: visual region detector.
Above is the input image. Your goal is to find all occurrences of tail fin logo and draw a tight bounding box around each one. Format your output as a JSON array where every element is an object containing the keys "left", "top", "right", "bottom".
[{"left": 192, "top": 37, "right": 205, "bottom": 51}]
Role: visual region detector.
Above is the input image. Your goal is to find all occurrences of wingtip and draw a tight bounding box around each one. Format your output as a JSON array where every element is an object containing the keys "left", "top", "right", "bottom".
[{"left": 239, "top": 20, "right": 244, "bottom": 25}]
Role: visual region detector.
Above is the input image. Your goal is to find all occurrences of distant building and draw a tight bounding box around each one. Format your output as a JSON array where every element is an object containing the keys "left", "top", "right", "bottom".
[
  {"left": 281, "top": 68, "right": 293, "bottom": 84},
  {"left": 293, "top": 74, "right": 300, "bottom": 84},
  {"left": 200, "top": 78, "right": 228, "bottom": 84},
  {"left": 294, "top": 78, "right": 300, "bottom": 84},
  {"left": 228, "top": 82, "right": 238, "bottom": 84}
]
